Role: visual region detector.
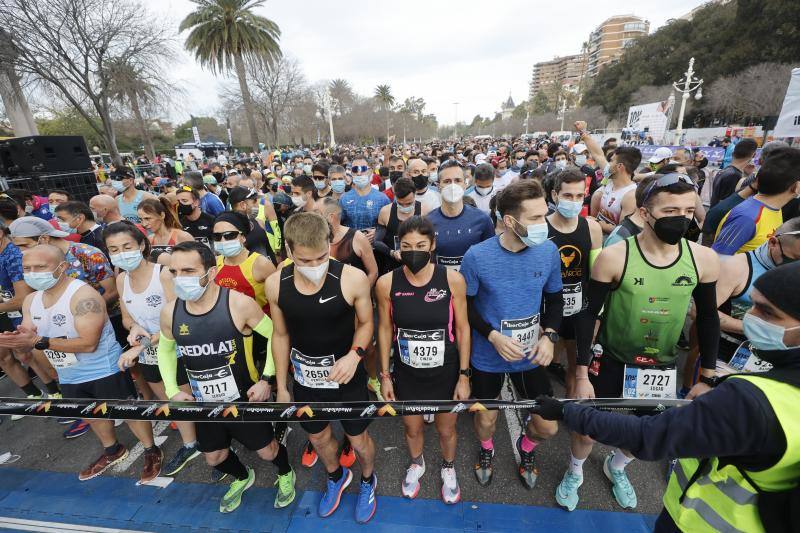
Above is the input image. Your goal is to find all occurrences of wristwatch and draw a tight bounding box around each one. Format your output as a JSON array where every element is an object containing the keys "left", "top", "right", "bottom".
[
  {"left": 34, "top": 336, "right": 50, "bottom": 350},
  {"left": 543, "top": 331, "right": 559, "bottom": 344},
  {"left": 699, "top": 374, "right": 718, "bottom": 388},
  {"left": 459, "top": 368, "right": 472, "bottom": 378},
  {"left": 352, "top": 346, "right": 367, "bottom": 359}
]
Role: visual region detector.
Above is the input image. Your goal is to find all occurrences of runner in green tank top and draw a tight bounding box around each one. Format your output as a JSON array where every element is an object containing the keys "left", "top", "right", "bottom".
[{"left": 553, "top": 173, "right": 721, "bottom": 513}]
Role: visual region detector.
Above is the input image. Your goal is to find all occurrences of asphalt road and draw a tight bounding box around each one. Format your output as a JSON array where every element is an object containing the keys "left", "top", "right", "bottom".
[{"left": 0, "top": 366, "right": 668, "bottom": 518}]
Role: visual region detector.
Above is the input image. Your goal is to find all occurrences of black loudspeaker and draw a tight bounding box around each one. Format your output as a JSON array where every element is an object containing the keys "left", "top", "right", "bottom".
[
  {"left": 2, "top": 171, "right": 99, "bottom": 204},
  {"left": 0, "top": 135, "right": 91, "bottom": 175}
]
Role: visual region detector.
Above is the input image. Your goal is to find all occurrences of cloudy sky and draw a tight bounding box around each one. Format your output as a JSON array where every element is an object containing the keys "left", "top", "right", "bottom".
[{"left": 149, "top": 0, "right": 707, "bottom": 125}]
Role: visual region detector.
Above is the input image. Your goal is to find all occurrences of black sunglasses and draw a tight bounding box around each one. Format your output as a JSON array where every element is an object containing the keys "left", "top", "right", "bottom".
[
  {"left": 438, "top": 160, "right": 464, "bottom": 172},
  {"left": 642, "top": 174, "right": 697, "bottom": 205},
  {"left": 212, "top": 231, "right": 242, "bottom": 242}
]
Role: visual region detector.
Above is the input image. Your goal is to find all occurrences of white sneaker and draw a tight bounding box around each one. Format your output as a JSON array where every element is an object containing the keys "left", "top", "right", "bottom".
[
  {"left": 11, "top": 394, "right": 41, "bottom": 421},
  {"left": 440, "top": 466, "right": 461, "bottom": 504},
  {"left": 402, "top": 458, "right": 426, "bottom": 499}
]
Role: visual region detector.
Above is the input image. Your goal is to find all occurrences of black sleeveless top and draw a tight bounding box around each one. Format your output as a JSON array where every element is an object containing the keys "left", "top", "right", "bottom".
[
  {"left": 331, "top": 227, "right": 365, "bottom": 273},
  {"left": 278, "top": 259, "right": 354, "bottom": 360},
  {"left": 384, "top": 201, "right": 422, "bottom": 252},
  {"left": 172, "top": 288, "right": 255, "bottom": 398},
  {"left": 389, "top": 264, "right": 458, "bottom": 374},
  {"left": 547, "top": 216, "right": 592, "bottom": 316}
]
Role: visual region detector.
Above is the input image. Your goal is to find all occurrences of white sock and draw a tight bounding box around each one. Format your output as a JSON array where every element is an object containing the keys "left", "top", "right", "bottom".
[
  {"left": 610, "top": 449, "right": 634, "bottom": 471},
  {"left": 568, "top": 454, "right": 586, "bottom": 478}
]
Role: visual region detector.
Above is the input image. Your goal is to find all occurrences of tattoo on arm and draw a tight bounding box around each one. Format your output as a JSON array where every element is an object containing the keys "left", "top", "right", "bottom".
[{"left": 74, "top": 298, "right": 103, "bottom": 316}]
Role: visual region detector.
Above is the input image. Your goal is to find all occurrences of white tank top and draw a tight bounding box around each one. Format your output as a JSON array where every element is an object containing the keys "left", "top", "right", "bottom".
[
  {"left": 122, "top": 263, "right": 164, "bottom": 335},
  {"left": 600, "top": 181, "right": 637, "bottom": 225}
]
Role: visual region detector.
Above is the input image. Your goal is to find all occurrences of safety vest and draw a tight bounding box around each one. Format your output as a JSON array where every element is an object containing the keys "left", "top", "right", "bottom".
[
  {"left": 256, "top": 203, "right": 282, "bottom": 254},
  {"left": 664, "top": 375, "right": 800, "bottom": 532}
]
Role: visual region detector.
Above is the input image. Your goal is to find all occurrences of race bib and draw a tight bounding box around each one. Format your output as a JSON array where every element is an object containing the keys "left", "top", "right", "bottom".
[
  {"left": 623, "top": 365, "right": 677, "bottom": 399},
  {"left": 43, "top": 349, "right": 78, "bottom": 369},
  {"left": 437, "top": 255, "right": 463, "bottom": 272},
  {"left": 186, "top": 365, "right": 240, "bottom": 402},
  {"left": 291, "top": 348, "right": 338, "bottom": 389},
  {"left": 729, "top": 342, "right": 773, "bottom": 373},
  {"left": 562, "top": 283, "right": 583, "bottom": 317},
  {"left": 138, "top": 345, "right": 159, "bottom": 366},
  {"left": 397, "top": 328, "right": 445, "bottom": 369},
  {"left": 500, "top": 314, "right": 539, "bottom": 356}
]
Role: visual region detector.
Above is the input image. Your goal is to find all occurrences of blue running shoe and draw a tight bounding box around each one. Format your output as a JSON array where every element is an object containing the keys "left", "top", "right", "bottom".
[
  {"left": 318, "top": 467, "right": 352, "bottom": 518},
  {"left": 64, "top": 419, "right": 90, "bottom": 439},
  {"left": 355, "top": 474, "right": 377, "bottom": 524}
]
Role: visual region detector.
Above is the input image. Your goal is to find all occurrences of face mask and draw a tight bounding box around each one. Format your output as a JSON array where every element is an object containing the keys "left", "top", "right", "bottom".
[
  {"left": 296, "top": 259, "right": 329, "bottom": 284},
  {"left": 556, "top": 199, "right": 583, "bottom": 219},
  {"left": 212, "top": 172, "right": 224, "bottom": 181},
  {"left": 177, "top": 203, "right": 194, "bottom": 217},
  {"left": 291, "top": 195, "right": 307, "bottom": 208},
  {"left": 412, "top": 174, "right": 428, "bottom": 190},
  {"left": 429, "top": 172, "right": 438, "bottom": 184},
  {"left": 24, "top": 204, "right": 33, "bottom": 214},
  {"left": 400, "top": 250, "right": 431, "bottom": 274},
  {"left": 648, "top": 213, "right": 691, "bottom": 245},
  {"left": 214, "top": 239, "right": 243, "bottom": 257},
  {"left": 58, "top": 221, "right": 77, "bottom": 234},
  {"left": 497, "top": 168, "right": 508, "bottom": 177},
  {"left": 174, "top": 271, "right": 211, "bottom": 302},
  {"left": 441, "top": 184, "right": 464, "bottom": 203},
  {"left": 495, "top": 210, "right": 502, "bottom": 220},
  {"left": 110, "top": 250, "right": 143, "bottom": 272},
  {"left": 353, "top": 175, "right": 370, "bottom": 189},
  {"left": 397, "top": 203, "right": 415, "bottom": 215},
  {"left": 49, "top": 202, "right": 59, "bottom": 211},
  {"left": 743, "top": 312, "right": 800, "bottom": 351},
  {"left": 515, "top": 159, "right": 524, "bottom": 168},
  {"left": 314, "top": 179, "right": 327, "bottom": 190},
  {"left": 270, "top": 183, "right": 279, "bottom": 193},
  {"left": 249, "top": 206, "right": 260, "bottom": 218},
  {"left": 575, "top": 155, "right": 587, "bottom": 167},
  {"left": 555, "top": 160, "right": 567, "bottom": 170},
  {"left": 111, "top": 180, "right": 127, "bottom": 192},
  {"left": 389, "top": 171, "right": 403, "bottom": 185},
  {"left": 303, "top": 164, "right": 312, "bottom": 174},
  {"left": 475, "top": 185, "right": 493, "bottom": 196},
  {"left": 602, "top": 162, "right": 613, "bottom": 179},
  {"left": 24, "top": 264, "right": 63, "bottom": 291},
  {"left": 331, "top": 180, "right": 346, "bottom": 194},
  {"left": 511, "top": 218, "right": 548, "bottom": 248}
]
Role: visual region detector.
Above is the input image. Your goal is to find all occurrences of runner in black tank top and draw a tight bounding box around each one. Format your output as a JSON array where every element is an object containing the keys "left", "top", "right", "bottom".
[
  {"left": 375, "top": 178, "right": 422, "bottom": 275},
  {"left": 547, "top": 216, "right": 591, "bottom": 320},
  {"left": 385, "top": 201, "right": 422, "bottom": 254}
]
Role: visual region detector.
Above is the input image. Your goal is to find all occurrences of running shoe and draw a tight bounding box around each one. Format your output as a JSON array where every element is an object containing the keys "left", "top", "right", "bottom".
[
  {"left": 339, "top": 440, "right": 356, "bottom": 468},
  {"left": 355, "top": 474, "right": 377, "bottom": 524},
  {"left": 11, "top": 394, "right": 41, "bottom": 421},
  {"left": 318, "top": 467, "right": 352, "bottom": 518},
  {"left": 169, "top": 422, "right": 178, "bottom": 431},
  {"left": 140, "top": 447, "right": 163, "bottom": 484},
  {"left": 367, "top": 377, "right": 384, "bottom": 402},
  {"left": 211, "top": 468, "right": 228, "bottom": 483},
  {"left": 57, "top": 418, "right": 77, "bottom": 425},
  {"left": 64, "top": 419, "right": 90, "bottom": 439},
  {"left": 301, "top": 441, "right": 318, "bottom": 468},
  {"left": 474, "top": 447, "right": 494, "bottom": 486},
  {"left": 163, "top": 444, "right": 200, "bottom": 476},
  {"left": 48, "top": 392, "right": 62, "bottom": 400},
  {"left": 401, "top": 459, "right": 425, "bottom": 499},
  {"left": 79, "top": 446, "right": 129, "bottom": 481},
  {"left": 440, "top": 466, "right": 461, "bottom": 504},
  {"left": 274, "top": 468, "right": 296, "bottom": 509},
  {"left": 516, "top": 435, "right": 539, "bottom": 490},
  {"left": 603, "top": 453, "right": 638, "bottom": 509},
  {"left": 555, "top": 470, "right": 583, "bottom": 511},
  {"left": 220, "top": 467, "right": 255, "bottom": 513}
]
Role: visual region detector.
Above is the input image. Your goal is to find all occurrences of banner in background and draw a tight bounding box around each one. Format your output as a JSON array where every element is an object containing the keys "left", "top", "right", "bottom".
[
  {"left": 774, "top": 68, "right": 800, "bottom": 138},
  {"left": 226, "top": 117, "right": 233, "bottom": 148},
  {"left": 190, "top": 115, "right": 202, "bottom": 145},
  {"left": 626, "top": 100, "right": 673, "bottom": 143}
]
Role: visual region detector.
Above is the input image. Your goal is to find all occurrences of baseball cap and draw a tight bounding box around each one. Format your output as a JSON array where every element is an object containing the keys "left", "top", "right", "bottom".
[
  {"left": 228, "top": 186, "right": 257, "bottom": 205},
  {"left": 111, "top": 167, "right": 135, "bottom": 180},
  {"left": 648, "top": 147, "right": 674, "bottom": 164},
  {"left": 474, "top": 153, "right": 488, "bottom": 165},
  {"left": 10, "top": 216, "right": 69, "bottom": 238},
  {"left": 202, "top": 175, "right": 218, "bottom": 185},
  {"left": 572, "top": 143, "right": 588, "bottom": 154},
  {"left": 272, "top": 192, "right": 293, "bottom": 207}
]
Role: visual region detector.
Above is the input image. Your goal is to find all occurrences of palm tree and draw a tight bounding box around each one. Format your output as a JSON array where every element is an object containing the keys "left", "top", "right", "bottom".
[
  {"left": 328, "top": 78, "right": 354, "bottom": 117},
  {"left": 374, "top": 84, "right": 394, "bottom": 143},
  {"left": 180, "top": 0, "right": 281, "bottom": 154},
  {"left": 107, "top": 58, "right": 158, "bottom": 160}
]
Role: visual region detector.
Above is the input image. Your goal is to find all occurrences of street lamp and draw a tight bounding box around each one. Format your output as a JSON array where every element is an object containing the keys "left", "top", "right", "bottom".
[
  {"left": 453, "top": 102, "right": 459, "bottom": 140},
  {"left": 323, "top": 88, "right": 336, "bottom": 148},
  {"left": 672, "top": 57, "right": 703, "bottom": 145}
]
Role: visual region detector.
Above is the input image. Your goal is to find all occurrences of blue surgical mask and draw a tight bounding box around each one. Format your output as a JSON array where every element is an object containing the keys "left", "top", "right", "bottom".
[
  {"left": 353, "top": 175, "right": 370, "bottom": 189},
  {"left": 24, "top": 263, "right": 63, "bottom": 291},
  {"left": 555, "top": 160, "right": 567, "bottom": 170},
  {"left": 111, "top": 180, "right": 127, "bottom": 192},
  {"left": 214, "top": 239, "right": 243, "bottom": 257},
  {"left": 556, "top": 199, "right": 583, "bottom": 219},
  {"left": 743, "top": 312, "right": 800, "bottom": 351},
  {"left": 602, "top": 162, "right": 613, "bottom": 180},
  {"left": 397, "top": 202, "right": 414, "bottom": 214},
  {"left": 429, "top": 171, "right": 438, "bottom": 184},
  {"left": 174, "top": 271, "right": 211, "bottom": 302},
  {"left": 331, "top": 180, "right": 346, "bottom": 194},
  {"left": 314, "top": 179, "right": 327, "bottom": 190},
  {"left": 110, "top": 250, "right": 143, "bottom": 272},
  {"left": 511, "top": 218, "right": 549, "bottom": 248},
  {"left": 58, "top": 221, "right": 77, "bottom": 234},
  {"left": 575, "top": 155, "right": 587, "bottom": 167}
]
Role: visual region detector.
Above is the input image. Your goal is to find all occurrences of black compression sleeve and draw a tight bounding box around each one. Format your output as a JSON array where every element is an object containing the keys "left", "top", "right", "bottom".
[
  {"left": 467, "top": 296, "right": 493, "bottom": 339},
  {"left": 692, "top": 280, "right": 720, "bottom": 370},
  {"left": 373, "top": 240, "right": 392, "bottom": 257},
  {"left": 541, "top": 291, "right": 563, "bottom": 332},
  {"left": 374, "top": 224, "right": 388, "bottom": 245},
  {"left": 575, "top": 279, "right": 613, "bottom": 366}
]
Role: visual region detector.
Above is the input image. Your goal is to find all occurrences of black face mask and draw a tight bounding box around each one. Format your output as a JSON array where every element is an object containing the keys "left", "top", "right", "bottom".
[
  {"left": 649, "top": 213, "right": 691, "bottom": 245},
  {"left": 212, "top": 172, "right": 224, "bottom": 182},
  {"left": 177, "top": 203, "right": 194, "bottom": 217},
  {"left": 389, "top": 171, "right": 404, "bottom": 185},
  {"left": 412, "top": 175, "right": 428, "bottom": 191},
  {"left": 270, "top": 183, "right": 279, "bottom": 193},
  {"left": 400, "top": 250, "right": 431, "bottom": 274}
]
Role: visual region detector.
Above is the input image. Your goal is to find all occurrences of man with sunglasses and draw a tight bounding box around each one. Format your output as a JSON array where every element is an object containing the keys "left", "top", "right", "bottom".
[
  {"left": 554, "top": 173, "right": 721, "bottom": 512},
  {"left": 339, "top": 157, "right": 390, "bottom": 244}
]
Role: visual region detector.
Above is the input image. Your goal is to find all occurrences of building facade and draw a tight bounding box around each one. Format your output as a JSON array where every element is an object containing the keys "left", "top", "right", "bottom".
[
  {"left": 584, "top": 15, "right": 649, "bottom": 79},
  {"left": 529, "top": 54, "right": 587, "bottom": 107}
]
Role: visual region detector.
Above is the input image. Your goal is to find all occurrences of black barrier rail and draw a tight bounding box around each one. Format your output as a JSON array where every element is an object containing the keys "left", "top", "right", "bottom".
[{"left": 0, "top": 397, "right": 689, "bottom": 423}]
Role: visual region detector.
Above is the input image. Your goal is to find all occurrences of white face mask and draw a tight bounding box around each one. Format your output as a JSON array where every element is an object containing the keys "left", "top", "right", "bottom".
[
  {"left": 575, "top": 155, "right": 587, "bottom": 166},
  {"left": 296, "top": 259, "right": 329, "bottom": 284},
  {"left": 291, "top": 195, "right": 307, "bottom": 209},
  {"left": 441, "top": 183, "right": 464, "bottom": 203},
  {"left": 555, "top": 160, "right": 567, "bottom": 170}
]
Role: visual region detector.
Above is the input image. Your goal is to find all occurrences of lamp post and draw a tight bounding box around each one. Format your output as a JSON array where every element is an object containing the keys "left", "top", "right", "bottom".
[
  {"left": 324, "top": 88, "right": 336, "bottom": 148},
  {"left": 672, "top": 57, "right": 703, "bottom": 145},
  {"left": 453, "top": 102, "right": 459, "bottom": 140}
]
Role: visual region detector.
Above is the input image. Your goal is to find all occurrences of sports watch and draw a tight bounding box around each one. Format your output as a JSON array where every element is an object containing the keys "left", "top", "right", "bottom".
[
  {"left": 34, "top": 336, "right": 50, "bottom": 350},
  {"left": 543, "top": 331, "right": 559, "bottom": 344}
]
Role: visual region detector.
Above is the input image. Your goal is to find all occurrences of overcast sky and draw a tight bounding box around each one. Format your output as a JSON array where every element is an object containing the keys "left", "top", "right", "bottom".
[{"left": 149, "top": 0, "right": 707, "bottom": 125}]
